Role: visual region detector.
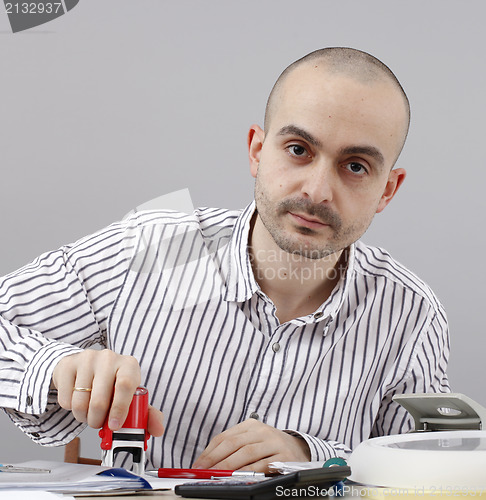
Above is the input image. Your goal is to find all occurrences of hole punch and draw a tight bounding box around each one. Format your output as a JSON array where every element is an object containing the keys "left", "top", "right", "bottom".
[
  {"left": 393, "top": 393, "right": 486, "bottom": 432},
  {"left": 437, "top": 407, "right": 463, "bottom": 417}
]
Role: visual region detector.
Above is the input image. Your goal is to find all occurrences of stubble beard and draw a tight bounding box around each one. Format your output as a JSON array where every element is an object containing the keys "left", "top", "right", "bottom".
[{"left": 254, "top": 177, "right": 370, "bottom": 261}]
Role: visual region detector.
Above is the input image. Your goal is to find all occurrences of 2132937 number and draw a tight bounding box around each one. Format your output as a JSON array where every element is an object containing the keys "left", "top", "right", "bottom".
[{"left": 4, "top": 2, "right": 63, "bottom": 14}]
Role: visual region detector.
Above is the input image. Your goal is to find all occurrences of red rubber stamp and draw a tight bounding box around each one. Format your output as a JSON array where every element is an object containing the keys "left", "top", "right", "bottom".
[{"left": 99, "top": 387, "right": 151, "bottom": 475}]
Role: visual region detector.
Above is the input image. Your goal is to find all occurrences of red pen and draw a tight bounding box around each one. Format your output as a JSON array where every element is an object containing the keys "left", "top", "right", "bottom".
[{"left": 146, "top": 468, "right": 265, "bottom": 479}]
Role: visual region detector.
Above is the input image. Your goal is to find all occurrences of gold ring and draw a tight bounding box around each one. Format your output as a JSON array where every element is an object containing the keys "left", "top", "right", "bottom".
[{"left": 73, "top": 387, "right": 92, "bottom": 392}]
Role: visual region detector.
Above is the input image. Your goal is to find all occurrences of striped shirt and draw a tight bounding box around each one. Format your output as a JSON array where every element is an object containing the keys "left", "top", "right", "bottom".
[{"left": 0, "top": 202, "right": 450, "bottom": 467}]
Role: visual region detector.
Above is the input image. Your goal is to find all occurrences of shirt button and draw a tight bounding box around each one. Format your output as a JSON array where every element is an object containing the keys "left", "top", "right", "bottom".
[
  {"left": 26, "top": 395, "right": 33, "bottom": 406},
  {"left": 249, "top": 412, "right": 259, "bottom": 420},
  {"left": 314, "top": 311, "right": 324, "bottom": 319},
  {"left": 272, "top": 342, "right": 281, "bottom": 353}
]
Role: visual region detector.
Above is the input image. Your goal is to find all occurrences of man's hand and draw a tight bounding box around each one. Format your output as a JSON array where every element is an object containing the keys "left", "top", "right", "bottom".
[
  {"left": 192, "top": 419, "right": 311, "bottom": 473},
  {"left": 51, "top": 349, "right": 164, "bottom": 436}
]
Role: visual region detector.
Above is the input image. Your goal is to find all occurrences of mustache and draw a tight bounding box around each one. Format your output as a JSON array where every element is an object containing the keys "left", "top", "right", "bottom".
[{"left": 278, "top": 199, "right": 342, "bottom": 228}]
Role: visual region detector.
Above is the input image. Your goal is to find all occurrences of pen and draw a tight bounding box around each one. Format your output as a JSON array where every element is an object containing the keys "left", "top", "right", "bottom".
[
  {"left": 146, "top": 468, "right": 265, "bottom": 479},
  {"left": 0, "top": 464, "right": 51, "bottom": 473}
]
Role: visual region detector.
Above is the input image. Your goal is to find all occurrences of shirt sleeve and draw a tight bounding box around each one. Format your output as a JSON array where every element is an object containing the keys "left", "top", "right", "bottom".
[
  {"left": 0, "top": 217, "right": 139, "bottom": 446},
  {"left": 370, "top": 305, "right": 451, "bottom": 438},
  {"left": 284, "top": 430, "right": 353, "bottom": 462},
  {"left": 284, "top": 302, "right": 450, "bottom": 461}
]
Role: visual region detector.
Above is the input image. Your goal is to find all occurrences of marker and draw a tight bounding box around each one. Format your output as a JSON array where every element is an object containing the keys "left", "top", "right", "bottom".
[{"left": 146, "top": 468, "right": 265, "bottom": 479}]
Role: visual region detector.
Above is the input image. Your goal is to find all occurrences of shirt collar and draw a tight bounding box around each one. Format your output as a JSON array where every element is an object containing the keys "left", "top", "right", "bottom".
[
  {"left": 222, "top": 201, "right": 259, "bottom": 302},
  {"left": 308, "top": 242, "right": 356, "bottom": 324},
  {"left": 222, "top": 201, "right": 357, "bottom": 324}
]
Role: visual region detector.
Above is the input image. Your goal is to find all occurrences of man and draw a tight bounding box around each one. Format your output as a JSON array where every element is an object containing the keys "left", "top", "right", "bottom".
[{"left": 0, "top": 47, "right": 449, "bottom": 472}]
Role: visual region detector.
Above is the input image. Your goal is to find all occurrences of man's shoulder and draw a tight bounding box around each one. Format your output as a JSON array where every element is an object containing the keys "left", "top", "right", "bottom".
[
  {"left": 124, "top": 206, "right": 243, "bottom": 231},
  {"left": 353, "top": 240, "right": 444, "bottom": 314}
]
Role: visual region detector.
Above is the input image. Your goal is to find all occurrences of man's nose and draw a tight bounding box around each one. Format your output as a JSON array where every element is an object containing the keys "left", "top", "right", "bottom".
[{"left": 300, "top": 162, "right": 335, "bottom": 204}]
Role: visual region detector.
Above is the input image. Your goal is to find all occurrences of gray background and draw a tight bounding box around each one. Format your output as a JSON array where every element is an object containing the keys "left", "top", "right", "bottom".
[{"left": 0, "top": 0, "right": 485, "bottom": 462}]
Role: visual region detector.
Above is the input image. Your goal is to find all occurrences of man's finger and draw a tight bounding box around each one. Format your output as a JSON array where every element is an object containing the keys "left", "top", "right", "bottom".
[
  {"left": 208, "top": 442, "right": 271, "bottom": 471},
  {"left": 107, "top": 359, "right": 141, "bottom": 430},
  {"left": 196, "top": 421, "right": 248, "bottom": 461},
  {"left": 193, "top": 430, "right": 257, "bottom": 469},
  {"left": 147, "top": 405, "right": 164, "bottom": 437},
  {"left": 55, "top": 368, "right": 76, "bottom": 410},
  {"left": 86, "top": 372, "right": 116, "bottom": 429},
  {"left": 194, "top": 433, "right": 225, "bottom": 463},
  {"left": 71, "top": 374, "right": 95, "bottom": 423}
]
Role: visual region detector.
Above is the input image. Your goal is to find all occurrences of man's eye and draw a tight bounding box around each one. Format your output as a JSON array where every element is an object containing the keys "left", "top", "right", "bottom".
[
  {"left": 345, "top": 162, "right": 367, "bottom": 175},
  {"left": 287, "top": 145, "right": 310, "bottom": 157}
]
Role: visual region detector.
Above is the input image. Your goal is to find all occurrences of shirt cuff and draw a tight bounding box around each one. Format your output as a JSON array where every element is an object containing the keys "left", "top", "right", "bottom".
[
  {"left": 284, "top": 429, "right": 352, "bottom": 462},
  {"left": 18, "top": 340, "right": 83, "bottom": 415}
]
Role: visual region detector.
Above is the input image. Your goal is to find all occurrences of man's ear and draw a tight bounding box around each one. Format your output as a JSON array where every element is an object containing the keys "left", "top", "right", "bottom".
[
  {"left": 376, "top": 168, "right": 407, "bottom": 213},
  {"left": 248, "top": 124, "right": 265, "bottom": 179}
]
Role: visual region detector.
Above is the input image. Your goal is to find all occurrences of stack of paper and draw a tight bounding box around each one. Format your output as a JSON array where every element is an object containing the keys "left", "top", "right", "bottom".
[{"left": 0, "top": 460, "right": 152, "bottom": 494}]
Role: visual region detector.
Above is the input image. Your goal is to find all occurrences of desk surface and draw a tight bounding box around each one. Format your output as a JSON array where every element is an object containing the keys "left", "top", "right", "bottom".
[
  {"left": 75, "top": 491, "right": 465, "bottom": 499},
  {"left": 74, "top": 494, "right": 183, "bottom": 499}
]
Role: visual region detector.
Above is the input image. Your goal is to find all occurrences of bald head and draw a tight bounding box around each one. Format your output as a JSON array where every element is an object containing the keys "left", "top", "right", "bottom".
[{"left": 264, "top": 48, "right": 411, "bottom": 160}]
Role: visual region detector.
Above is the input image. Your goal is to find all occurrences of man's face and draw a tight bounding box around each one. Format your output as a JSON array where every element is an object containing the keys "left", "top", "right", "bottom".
[{"left": 250, "top": 64, "right": 408, "bottom": 259}]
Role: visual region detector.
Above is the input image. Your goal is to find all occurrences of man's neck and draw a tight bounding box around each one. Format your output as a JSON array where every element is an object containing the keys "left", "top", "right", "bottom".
[{"left": 249, "top": 214, "right": 347, "bottom": 323}]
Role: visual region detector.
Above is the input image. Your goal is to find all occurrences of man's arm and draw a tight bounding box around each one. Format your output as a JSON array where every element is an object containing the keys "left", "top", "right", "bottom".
[
  {"left": 370, "top": 308, "right": 450, "bottom": 438},
  {"left": 51, "top": 349, "right": 164, "bottom": 435},
  {"left": 192, "top": 419, "right": 311, "bottom": 472},
  {"left": 0, "top": 216, "right": 164, "bottom": 443},
  {"left": 192, "top": 419, "right": 351, "bottom": 473},
  {"left": 192, "top": 305, "right": 450, "bottom": 473}
]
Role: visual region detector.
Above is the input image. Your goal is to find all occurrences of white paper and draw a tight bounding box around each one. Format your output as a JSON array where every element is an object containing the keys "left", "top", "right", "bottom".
[
  {"left": 0, "top": 492, "right": 72, "bottom": 500},
  {"left": 269, "top": 461, "right": 326, "bottom": 474},
  {"left": 142, "top": 475, "right": 199, "bottom": 490},
  {"left": 0, "top": 460, "right": 148, "bottom": 492}
]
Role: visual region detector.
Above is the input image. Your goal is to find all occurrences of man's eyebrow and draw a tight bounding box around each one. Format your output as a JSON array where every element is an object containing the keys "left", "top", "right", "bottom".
[
  {"left": 340, "top": 146, "right": 385, "bottom": 167},
  {"left": 277, "top": 125, "right": 386, "bottom": 167},
  {"left": 277, "top": 125, "right": 322, "bottom": 148}
]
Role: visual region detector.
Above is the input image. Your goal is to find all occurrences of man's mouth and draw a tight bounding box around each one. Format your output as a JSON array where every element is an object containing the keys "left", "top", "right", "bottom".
[{"left": 289, "top": 212, "right": 329, "bottom": 229}]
